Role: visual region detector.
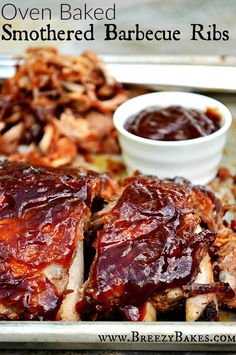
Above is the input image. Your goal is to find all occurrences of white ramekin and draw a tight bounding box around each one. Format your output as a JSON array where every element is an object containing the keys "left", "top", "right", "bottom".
[{"left": 113, "top": 91, "right": 232, "bottom": 185}]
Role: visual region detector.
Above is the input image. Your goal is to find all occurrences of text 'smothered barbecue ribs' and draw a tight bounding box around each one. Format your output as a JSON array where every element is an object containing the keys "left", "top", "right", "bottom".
[
  {"left": 0, "top": 160, "right": 114, "bottom": 320},
  {"left": 0, "top": 161, "right": 234, "bottom": 321}
]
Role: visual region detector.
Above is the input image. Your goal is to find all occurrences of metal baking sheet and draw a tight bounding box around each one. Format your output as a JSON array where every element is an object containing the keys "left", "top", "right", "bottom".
[
  {"left": 1, "top": 54, "right": 236, "bottom": 92},
  {"left": 0, "top": 56, "right": 236, "bottom": 350},
  {"left": 0, "top": 321, "right": 236, "bottom": 351}
]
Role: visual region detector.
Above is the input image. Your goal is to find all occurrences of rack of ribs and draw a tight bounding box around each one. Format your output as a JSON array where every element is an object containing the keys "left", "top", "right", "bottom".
[
  {"left": 77, "top": 175, "right": 234, "bottom": 321},
  {"left": 0, "top": 160, "right": 114, "bottom": 320},
  {"left": 0, "top": 161, "right": 234, "bottom": 321}
]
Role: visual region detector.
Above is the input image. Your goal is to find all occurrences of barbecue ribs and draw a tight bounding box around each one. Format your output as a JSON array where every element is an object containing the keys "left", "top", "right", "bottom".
[
  {"left": 77, "top": 175, "right": 231, "bottom": 321},
  {"left": 0, "top": 161, "right": 233, "bottom": 321},
  {"left": 0, "top": 160, "right": 114, "bottom": 320}
]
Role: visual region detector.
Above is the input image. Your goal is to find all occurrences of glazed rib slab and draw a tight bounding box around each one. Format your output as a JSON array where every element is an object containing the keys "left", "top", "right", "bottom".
[
  {"left": 0, "top": 160, "right": 111, "bottom": 320},
  {"left": 77, "top": 175, "right": 224, "bottom": 321}
]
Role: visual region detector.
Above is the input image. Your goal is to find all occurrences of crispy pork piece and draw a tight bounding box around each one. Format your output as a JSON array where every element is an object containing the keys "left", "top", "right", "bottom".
[
  {"left": 208, "top": 168, "right": 236, "bottom": 309},
  {"left": 216, "top": 229, "right": 236, "bottom": 308},
  {"left": 77, "top": 175, "right": 230, "bottom": 321},
  {"left": 0, "top": 160, "right": 114, "bottom": 320}
]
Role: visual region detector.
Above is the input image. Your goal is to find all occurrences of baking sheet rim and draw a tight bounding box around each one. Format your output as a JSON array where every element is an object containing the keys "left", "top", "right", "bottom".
[{"left": 0, "top": 321, "right": 235, "bottom": 350}]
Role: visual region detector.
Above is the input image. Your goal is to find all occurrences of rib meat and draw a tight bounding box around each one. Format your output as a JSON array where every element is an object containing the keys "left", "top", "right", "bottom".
[
  {"left": 216, "top": 230, "right": 236, "bottom": 308},
  {"left": 77, "top": 175, "right": 229, "bottom": 321},
  {"left": 185, "top": 252, "right": 218, "bottom": 321},
  {"left": 0, "top": 160, "right": 114, "bottom": 320},
  {"left": 208, "top": 168, "right": 236, "bottom": 309}
]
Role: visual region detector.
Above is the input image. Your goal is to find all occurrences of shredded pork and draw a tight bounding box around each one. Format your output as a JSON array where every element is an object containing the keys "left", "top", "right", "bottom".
[{"left": 0, "top": 47, "right": 128, "bottom": 167}]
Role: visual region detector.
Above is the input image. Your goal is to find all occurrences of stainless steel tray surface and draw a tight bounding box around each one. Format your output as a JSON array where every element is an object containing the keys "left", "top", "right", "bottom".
[
  {"left": 1, "top": 55, "right": 236, "bottom": 92},
  {"left": 1, "top": 321, "right": 236, "bottom": 351}
]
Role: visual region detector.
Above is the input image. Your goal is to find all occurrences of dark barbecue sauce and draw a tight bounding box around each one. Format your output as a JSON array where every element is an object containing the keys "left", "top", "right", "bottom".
[
  {"left": 76, "top": 176, "right": 228, "bottom": 321},
  {"left": 125, "top": 106, "right": 221, "bottom": 141},
  {"left": 0, "top": 160, "right": 103, "bottom": 320}
]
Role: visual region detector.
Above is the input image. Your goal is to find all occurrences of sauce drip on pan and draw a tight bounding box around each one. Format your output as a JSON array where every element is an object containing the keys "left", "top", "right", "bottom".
[{"left": 125, "top": 106, "right": 221, "bottom": 141}]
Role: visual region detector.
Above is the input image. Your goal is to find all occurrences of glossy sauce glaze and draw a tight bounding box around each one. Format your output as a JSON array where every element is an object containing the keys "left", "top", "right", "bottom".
[
  {"left": 125, "top": 106, "right": 221, "bottom": 141},
  {"left": 0, "top": 161, "right": 105, "bottom": 319},
  {"left": 77, "top": 176, "right": 224, "bottom": 321}
]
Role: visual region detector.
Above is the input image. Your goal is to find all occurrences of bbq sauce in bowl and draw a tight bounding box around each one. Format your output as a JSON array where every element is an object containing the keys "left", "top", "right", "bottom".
[{"left": 125, "top": 105, "right": 221, "bottom": 141}]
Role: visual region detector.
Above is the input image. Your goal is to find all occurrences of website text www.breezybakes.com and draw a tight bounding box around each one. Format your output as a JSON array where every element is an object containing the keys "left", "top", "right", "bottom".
[{"left": 98, "top": 331, "right": 236, "bottom": 344}]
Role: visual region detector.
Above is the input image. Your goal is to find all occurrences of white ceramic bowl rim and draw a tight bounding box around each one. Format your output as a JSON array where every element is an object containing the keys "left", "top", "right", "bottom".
[{"left": 113, "top": 91, "right": 232, "bottom": 147}]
